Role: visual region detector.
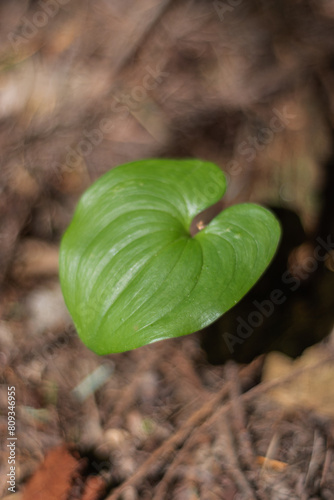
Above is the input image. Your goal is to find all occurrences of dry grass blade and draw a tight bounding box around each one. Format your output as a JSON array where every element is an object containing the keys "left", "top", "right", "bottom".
[
  {"left": 219, "top": 415, "right": 257, "bottom": 500},
  {"left": 305, "top": 429, "right": 325, "bottom": 488},
  {"left": 225, "top": 361, "right": 258, "bottom": 467},
  {"left": 321, "top": 444, "right": 333, "bottom": 488},
  {"left": 224, "top": 361, "right": 267, "bottom": 499}
]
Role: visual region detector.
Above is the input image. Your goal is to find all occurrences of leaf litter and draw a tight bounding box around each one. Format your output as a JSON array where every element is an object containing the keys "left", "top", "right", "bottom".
[{"left": 1, "top": 0, "right": 334, "bottom": 498}]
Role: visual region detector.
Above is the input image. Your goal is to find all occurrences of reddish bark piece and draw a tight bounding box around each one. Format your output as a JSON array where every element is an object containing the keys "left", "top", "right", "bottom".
[
  {"left": 81, "top": 476, "right": 107, "bottom": 500},
  {"left": 22, "top": 445, "right": 79, "bottom": 500}
]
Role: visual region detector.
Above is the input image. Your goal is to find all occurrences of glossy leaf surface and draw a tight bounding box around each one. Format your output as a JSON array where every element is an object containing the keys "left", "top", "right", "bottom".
[{"left": 59, "top": 159, "right": 280, "bottom": 354}]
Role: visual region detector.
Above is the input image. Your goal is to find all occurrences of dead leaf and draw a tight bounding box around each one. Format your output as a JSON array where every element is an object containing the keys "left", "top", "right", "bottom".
[
  {"left": 22, "top": 445, "right": 79, "bottom": 500},
  {"left": 262, "top": 341, "right": 334, "bottom": 417}
]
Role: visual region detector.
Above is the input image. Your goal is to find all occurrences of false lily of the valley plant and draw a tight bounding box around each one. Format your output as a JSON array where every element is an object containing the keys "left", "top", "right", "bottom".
[{"left": 59, "top": 159, "right": 280, "bottom": 354}]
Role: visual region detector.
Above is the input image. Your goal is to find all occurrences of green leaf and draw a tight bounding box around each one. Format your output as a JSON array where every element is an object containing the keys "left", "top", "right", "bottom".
[{"left": 59, "top": 159, "right": 280, "bottom": 354}]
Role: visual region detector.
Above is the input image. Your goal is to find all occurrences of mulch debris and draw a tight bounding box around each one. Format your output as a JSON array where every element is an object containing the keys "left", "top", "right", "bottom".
[{"left": 1, "top": 0, "right": 334, "bottom": 498}]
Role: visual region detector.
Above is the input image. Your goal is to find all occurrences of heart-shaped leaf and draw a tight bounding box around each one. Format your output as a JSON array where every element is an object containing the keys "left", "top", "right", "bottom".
[{"left": 59, "top": 159, "right": 280, "bottom": 354}]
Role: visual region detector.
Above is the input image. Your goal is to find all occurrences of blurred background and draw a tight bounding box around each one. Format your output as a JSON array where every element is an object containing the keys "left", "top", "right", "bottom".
[{"left": 1, "top": 0, "right": 334, "bottom": 498}]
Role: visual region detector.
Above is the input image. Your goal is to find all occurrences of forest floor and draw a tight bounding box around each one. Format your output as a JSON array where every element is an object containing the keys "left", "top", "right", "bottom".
[
  {"left": 2, "top": 281, "right": 334, "bottom": 499},
  {"left": 1, "top": 0, "right": 334, "bottom": 498}
]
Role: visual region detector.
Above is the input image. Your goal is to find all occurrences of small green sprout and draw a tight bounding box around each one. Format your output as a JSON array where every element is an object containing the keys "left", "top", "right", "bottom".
[{"left": 59, "top": 159, "right": 280, "bottom": 354}]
